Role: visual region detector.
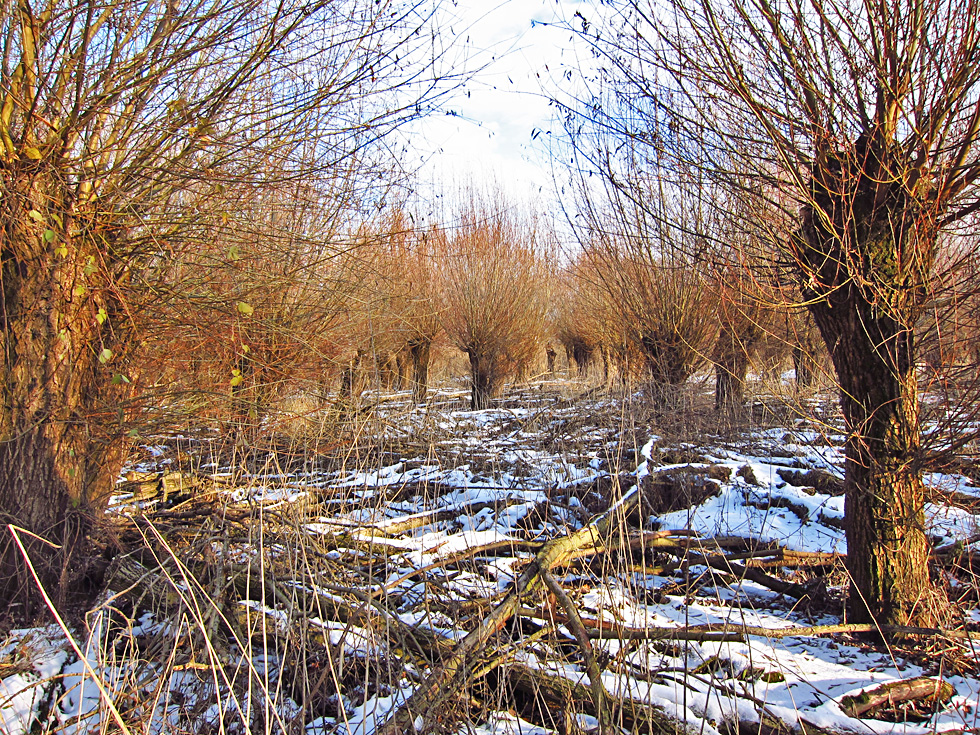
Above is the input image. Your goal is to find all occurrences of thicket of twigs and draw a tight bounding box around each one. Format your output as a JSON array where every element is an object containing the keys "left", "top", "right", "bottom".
[{"left": 4, "top": 378, "right": 979, "bottom": 735}]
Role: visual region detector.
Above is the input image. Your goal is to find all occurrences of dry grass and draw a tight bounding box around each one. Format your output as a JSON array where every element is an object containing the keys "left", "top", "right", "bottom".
[{"left": 3, "top": 376, "right": 978, "bottom": 735}]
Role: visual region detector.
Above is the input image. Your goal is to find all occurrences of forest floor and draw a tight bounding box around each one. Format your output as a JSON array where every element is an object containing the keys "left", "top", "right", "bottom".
[{"left": 2, "top": 378, "right": 980, "bottom": 735}]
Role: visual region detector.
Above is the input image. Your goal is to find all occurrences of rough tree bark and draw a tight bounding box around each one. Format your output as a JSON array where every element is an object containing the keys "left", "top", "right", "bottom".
[
  {"left": 468, "top": 349, "right": 499, "bottom": 410},
  {"left": 0, "top": 170, "right": 130, "bottom": 611},
  {"left": 799, "top": 139, "right": 944, "bottom": 627}
]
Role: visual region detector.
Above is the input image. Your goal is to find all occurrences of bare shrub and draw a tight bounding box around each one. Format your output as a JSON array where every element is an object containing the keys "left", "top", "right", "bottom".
[{"left": 150, "top": 184, "right": 360, "bottom": 446}]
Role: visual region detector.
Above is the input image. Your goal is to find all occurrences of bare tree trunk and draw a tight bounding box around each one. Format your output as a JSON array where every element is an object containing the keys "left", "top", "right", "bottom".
[
  {"left": 800, "top": 151, "right": 946, "bottom": 627},
  {"left": 339, "top": 350, "right": 366, "bottom": 403},
  {"left": 409, "top": 339, "right": 431, "bottom": 404},
  {"left": 545, "top": 345, "right": 557, "bottom": 374},
  {"left": 792, "top": 345, "right": 814, "bottom": 390},
  {"left": 714, "top": 328, "right": 751, "bottom": 412},
  {"left": 601, "top": 346, "right": 613, "bottom": 389},
  {"left": 468, "top": 350, "right": 497, "bottom": 410},
  {"left": 0, "top": 204, "right": 127, "bottom": 611},
  {"left": 0, "top": 432, "right": 99, "bottom": 612},
  {"left": 572, "top": 341, "right": 593, "bottom": 376},
  {"left": 395, "top": 350, "right": 409, "bottom": 391},
  {"left": 810, "top": 295, "right": 940, "bottom": 626},
  {"left": 714, "top": 357, "right": 749, "bottom": 412}
]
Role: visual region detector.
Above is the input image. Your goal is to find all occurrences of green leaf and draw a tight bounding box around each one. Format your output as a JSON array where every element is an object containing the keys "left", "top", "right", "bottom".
[
  {"left": 228, "top": 244, "right": 241, "bottom": 260},
  {"left": 22, "top": 146, "right": 42, "bottom": 160},
  {"left": 236, "top": 301, "right": 253, "bottom": 316},
  {"left": 55, "top": 244, "right": 68, "bottom": 257},
  {"left": 98, "top": 347, "right": 113, "bottom": 364},
  {"left": 96, "top": 307, "right": 108, "bottom": 325},
  {"left": 27, "top": 209, "right": 44, "bottom": 222},
  {"left": 43, "top": 229, "right": 56, "bottom": 243},
  {"left": 112, "top": 373, "right": 131, "bottom": 385},
  {"left": 230, "top": 374, "right": 244, "bottom": 387},
  {"left": 73, "top": 284, "right": 86, "bottom": 297},
  {"left": 127, "top": 428, "right": 140, "bottom": 439},
  {"left": 84, "top": 256, "right": 97, "bottom": 275}
]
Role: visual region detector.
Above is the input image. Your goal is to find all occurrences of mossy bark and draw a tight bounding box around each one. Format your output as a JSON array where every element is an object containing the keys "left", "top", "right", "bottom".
[
  {"left": 809, "top": 290, "right": 939, "bottom": 626},
  {"left": 0, "top": 169, "right": 130, "bottom": 612},
  {"left": 799, "top": 137, "right": 945, "bottom": 628}
]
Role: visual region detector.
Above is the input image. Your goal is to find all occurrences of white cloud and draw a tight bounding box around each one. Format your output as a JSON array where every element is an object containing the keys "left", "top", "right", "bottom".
[{"left": 406, "top": 0, "right": 593, "bottom": 209}]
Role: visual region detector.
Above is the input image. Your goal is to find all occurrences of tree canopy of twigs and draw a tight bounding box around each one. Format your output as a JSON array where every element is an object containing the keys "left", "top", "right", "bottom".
[
  {"left": 436, "top": 192, "right": 550, "bottom": 410},
  {"left": 569, "top": 152, "right": 720, "bottom": 401}
]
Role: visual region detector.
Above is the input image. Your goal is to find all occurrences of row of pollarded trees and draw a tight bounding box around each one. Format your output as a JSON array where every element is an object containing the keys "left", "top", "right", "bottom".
[
  {"left": 142, "top": 191, "right": 553, "bottom": 447},
  {"left": 149, "top": 188, "right": 554, "bottom": 440},
  {"left": 552, "top": 175, "right": 824, "bottom": 410},
  {"left": 338, "top": 194, "right": 551, "bottom": 411}
]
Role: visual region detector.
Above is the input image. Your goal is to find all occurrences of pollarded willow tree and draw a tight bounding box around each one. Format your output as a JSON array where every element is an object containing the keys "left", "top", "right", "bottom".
[
  {"left": 0, "top": 0, "right": 454, "bottom": 610},
  {"left": 374, "top": 211, "right": 443, "bottom": 404},
  {"left": 569, "top": 154, "right": 720, "bottom": 401},
  {"left": 436, "top": 194, "right": 550, "bottom": 410},
  {"left": 559, "top": 0, "right": 980, "bottom": 627}
]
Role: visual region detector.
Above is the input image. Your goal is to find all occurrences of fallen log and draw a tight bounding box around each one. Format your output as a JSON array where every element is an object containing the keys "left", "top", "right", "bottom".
[
  {"left": 615, "top": 622, "right": 980, "bottom": 642},
  {"left": 505, "top": 660, "right": 693, "bottom": 735},
  {"left": 517, "top": 613, "right": 980, "bottom": 643},
  {"left": 375, "top": 538, "right": 544, "bottom": 596},
  {"left": 515, "top": 605, "right": 745, "bottom": 642},
  {"left": 541, "top": 569, "right": 614, "bottom": 733},
  {"left": 687, "top": 552, "right": 810, "bottom": 598},
  {"left": 839, "top": 677, "right": 955, "bottom": 719},
  {"left": 373, "top": 497, "right": 529, "bottom": 535},
  {"left": 505, "top": 658, "right": 837, "bottom": 735}
]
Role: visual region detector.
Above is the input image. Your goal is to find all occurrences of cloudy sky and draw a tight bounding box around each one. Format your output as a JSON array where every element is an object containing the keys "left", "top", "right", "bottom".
[{"left": 407, "top": 0, "right": 593, "bottom": 210}]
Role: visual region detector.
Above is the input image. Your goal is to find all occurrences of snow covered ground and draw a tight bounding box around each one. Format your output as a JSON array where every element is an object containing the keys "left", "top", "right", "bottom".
[{"left": 2, "top": 384, "right": 979, "bottom": 734}]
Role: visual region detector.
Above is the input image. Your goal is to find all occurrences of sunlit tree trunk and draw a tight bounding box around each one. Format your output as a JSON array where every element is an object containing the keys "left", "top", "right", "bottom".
[
  {"left": 409, "top": 338, "right": 431, "bottom": 404},
  {"left": 468, "top": 350, "right": 499, "bottom": 410},
  {"left": 800, "top": 143, "right": 944, "bottom": 627},
  {"left": 546, "top": 345, "right": 557, "bottom": 374},
  {"left": 0, "top": 174, "right": 129, "bottom": 610},
  {"left": 714, "top": 356, "right": 750, "bottom": 412}
]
